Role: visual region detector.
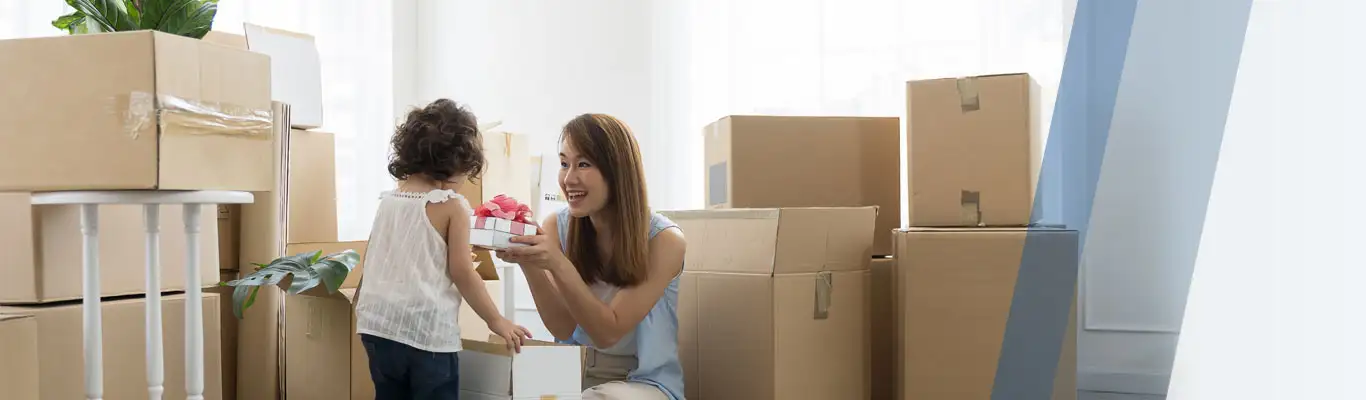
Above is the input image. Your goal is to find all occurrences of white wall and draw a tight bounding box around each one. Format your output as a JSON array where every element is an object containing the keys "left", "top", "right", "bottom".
[{"left": 1076, "top": 0, "right": 1253, "bottom": 395}]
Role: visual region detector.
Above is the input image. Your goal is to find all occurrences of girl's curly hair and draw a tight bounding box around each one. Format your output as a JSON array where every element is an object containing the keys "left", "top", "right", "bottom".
[{"left": 387, "top": 99, "right": 485, "bottom": 183}]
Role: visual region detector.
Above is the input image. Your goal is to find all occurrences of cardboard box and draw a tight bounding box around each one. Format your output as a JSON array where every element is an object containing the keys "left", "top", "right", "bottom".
[
  {"left": 0, "top": 294, "right": 223, "bottom": 400},
  {"left": 287, "top": 129, "right": 339, "bottom": 244},
  {"left": 0, "top": 314, "right": 39, "bottom": 400},
  {"left": 869, "top": 256, "right": 896, "bottom": 400},
  {"left": 236, "top": 285, "right": 284, "bottom": 400},
  {"left": 459, "top": 131, "right": 532, "bottom": 207},
  {"left": 0, "top": 31, "right": 274, "bottom": 191},
  {"left": 892, "top": 228, "right": 1077, "bottom": 400},
  {"left": 218, "top": 205, "right": 241, "bottom": 270},
  {"left": 0, "top": 193, "right": 218, "bottom": 304},
  {"left": 458, "top": 280, "right": 507, "bottom": 340},
  {"left": 234, "top": 102, "right": 292, "bottom": 399},
  {"left": 457, "top": 130, "right": 531, "bottom": 280},
  {"left": 281, "top": 288, "right": 373, "bottom": 400},
  {"left": 283, "top": 241, "right": 368, "bottom": 289},
  {"left": 667, "top": 207, "right": 874, "bottom": 400},
  {"left": 703, "top": 116, "right": 900, "bottom": 255},
  {"left": 905, "top": 73, "right": 1042, "bottom": 227},
  {"left": 209, "top": 271, "right": 241, "bottom": 400},
  {"left": 244, "top": 24, "right": 325, "bottom": 129},
  {"left": 458, "top": 336, "right": 584, "bottom": 399}
]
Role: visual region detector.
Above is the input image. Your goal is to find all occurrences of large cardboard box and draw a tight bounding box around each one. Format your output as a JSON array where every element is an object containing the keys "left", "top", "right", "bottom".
[
  {"left": 284, "top": 241, "right": 368, "bottom": 289},
  {"left": 234, "top": 102, "right": 293, "bottom": 399},
  {"left": 906, "top": 73, "right": 1041, "bottom": 227},
  {"left": 280, "top": 287, "right": 373, "bottom": 400},
  {"left": 703, "top": 116, "right": 900, "bottom": 255},
  {"left": 892, "top": 228, "right": 1077, "bottom": 400},
  {"left": 458, "top": 130, "right": 532, "bottom": 207},
  {"left": 0, "top": 314, "right": 39, "bottom": 400},
  {"left": 0, "top": 294, "right": 223, "bottom": 400},
  {"left": 0, "top": 193, "right": 218, "bottom": 304},
  {"left": 0, "top": 31, "right": 273, "bottom": 192},
  {"left": 218, "top": 205, "right": 241, "bottom": 270},
  {"left": 458, "top": 280, "right": 507, "bottom": 340},
  {"left": 287, "top": 129, "right": 339, "bottom": 244},
  {"left": 458, "top": 336, "right": 584, "bottom": 399},
  {"left": 209, "top": 271, "right": 241, "bottom": 400},
  {"left": 457, "top": 130, "right": 531, "bottom": 279},
  {"left": 869, "top": 257, "right": 897, "bottom": 400},
  {"left": 667, "top": 207, "right": 875, "bottom": 400}
]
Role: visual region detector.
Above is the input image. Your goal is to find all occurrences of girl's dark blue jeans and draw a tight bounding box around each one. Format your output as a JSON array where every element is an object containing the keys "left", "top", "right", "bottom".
[{"left": 360, "top": 334, "right": 461, "bottom": 400}]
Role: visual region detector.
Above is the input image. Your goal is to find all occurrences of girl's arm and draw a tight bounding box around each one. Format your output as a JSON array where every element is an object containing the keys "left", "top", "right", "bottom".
[
  {"left": 445, "top": 206, "right": 505, "bottom": 326},
  {"left": 518, "top": 215, "right": 580, "bottom": 341},
  {"left": 548, "top": 227, "right": 685, "bottom": 348}
]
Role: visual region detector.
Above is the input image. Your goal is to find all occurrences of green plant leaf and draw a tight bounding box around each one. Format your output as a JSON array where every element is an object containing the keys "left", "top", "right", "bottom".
[
  {"left": 52, "top": 12, "right": 87, "bottom": 34},
  {"left": 123, "top": 0, "right": 141, "bottom": 25},
  {"left": 227, "top": 250, "right": 361, "bottom": 319},
  {"left": 70, "top": 0, "right": 137, "bottom": 32},
  {"left": 139, "top": 0, "right": 217, "bottom": 39}
]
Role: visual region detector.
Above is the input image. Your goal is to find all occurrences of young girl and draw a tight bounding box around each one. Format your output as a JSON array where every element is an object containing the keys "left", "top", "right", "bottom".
[{"left": 354, "top": 98, "right": 531, "bottom": 400}]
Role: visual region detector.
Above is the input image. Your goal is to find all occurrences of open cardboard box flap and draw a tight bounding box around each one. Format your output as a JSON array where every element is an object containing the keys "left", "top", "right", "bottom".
[{"left": 459, "top": 335, "right": 584, "bottom": 398}]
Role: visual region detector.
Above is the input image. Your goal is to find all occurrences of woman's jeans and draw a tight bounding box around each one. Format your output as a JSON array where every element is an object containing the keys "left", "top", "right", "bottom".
[{"left": 360, "top": 334, "right": 461, "bottom": 400}]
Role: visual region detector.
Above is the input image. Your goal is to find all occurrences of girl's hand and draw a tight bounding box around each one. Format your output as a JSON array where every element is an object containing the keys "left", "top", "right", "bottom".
[
  {"left": 496, "top": 231, "right": 566, "bottom": 271},
  {"left": 487, "top": 318, "right": 532, "bottom": 353}
]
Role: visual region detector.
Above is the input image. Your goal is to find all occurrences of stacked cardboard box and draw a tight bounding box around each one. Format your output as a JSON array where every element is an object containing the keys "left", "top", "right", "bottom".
[
  {"left": 683, "top": 74, "right": 1077, "bottom": 399},
  {"left": 0, "top": 27, "right": 274, "bottom": 399},
  {"left": 883, "top": 73, "right": 1078, "bottom": 399}
]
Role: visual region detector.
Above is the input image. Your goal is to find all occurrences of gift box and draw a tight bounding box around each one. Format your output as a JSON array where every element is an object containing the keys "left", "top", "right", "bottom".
[{"left": 469, "top": 195, "right": 537, "bottom": 250}]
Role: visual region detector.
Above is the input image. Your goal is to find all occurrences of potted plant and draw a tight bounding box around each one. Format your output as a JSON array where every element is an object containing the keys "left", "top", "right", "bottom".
[
  {"left": 221, "top": 249, "right": 361, "bottom": 319},
  {"left": 52, "top": 0, "right": 220, "bottom": 38}
]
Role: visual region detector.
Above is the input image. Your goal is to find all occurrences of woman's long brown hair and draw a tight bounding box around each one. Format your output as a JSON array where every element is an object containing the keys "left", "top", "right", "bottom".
[{"left": 561, "top": 114, "right": 651, "bottom": 287}]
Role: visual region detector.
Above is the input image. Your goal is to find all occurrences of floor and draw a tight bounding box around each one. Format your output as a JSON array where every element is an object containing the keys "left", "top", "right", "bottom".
[{"left": 1079, "top": 391, "right": 1166, "bottom": 400}]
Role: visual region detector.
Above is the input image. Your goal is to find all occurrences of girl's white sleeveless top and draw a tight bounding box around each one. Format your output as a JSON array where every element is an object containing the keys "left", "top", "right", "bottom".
[{"left": 354, "top": 189, "right": 468, "bottom": 353}]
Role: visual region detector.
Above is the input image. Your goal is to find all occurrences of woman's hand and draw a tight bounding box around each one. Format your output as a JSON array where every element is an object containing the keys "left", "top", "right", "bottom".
[
  {"left": 487, "top": 318, "right": 532, "bottom": 353},
  {"left": 495, "top": 230, "right": 567, "bottom": 272}
]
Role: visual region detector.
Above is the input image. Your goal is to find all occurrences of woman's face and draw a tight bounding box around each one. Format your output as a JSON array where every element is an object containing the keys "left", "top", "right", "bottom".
[{"left": 559, "top": 139, "right": 609, "bottom": 217}]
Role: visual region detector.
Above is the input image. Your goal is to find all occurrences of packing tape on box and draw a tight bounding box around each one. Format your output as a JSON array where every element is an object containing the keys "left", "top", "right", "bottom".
[
  {"left": 123, "top": 92, "right": 273, "bottom": 140},
  {"left": 956, "top": 77, "right": 981, "bottom": 112},
  {"left": 961, "top": 190, "right": 983, "bottom": 226},
  {"left": 814, "top": 271, "right": 833, "bottom": 320}
]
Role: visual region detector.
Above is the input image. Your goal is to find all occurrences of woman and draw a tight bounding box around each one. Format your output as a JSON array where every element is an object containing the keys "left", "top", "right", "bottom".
[{"left": 496, "top": 114, "right": 685, "bottom": 400}]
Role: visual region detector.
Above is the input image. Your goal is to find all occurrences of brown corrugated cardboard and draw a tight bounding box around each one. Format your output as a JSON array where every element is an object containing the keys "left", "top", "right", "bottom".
[
  {"left": 892, "top": 228, "right": 1077, "bottom": 400},
  {"left": 287, "top": 129, "right": 339, "bottom": 244},
  {"left": 869, "top": 257, "right": 896, "bottom": 400},
  {"left": 0, "top": 314, "right": 39, "bottom": 400},
  {"left": 234, "top": 102, "right": 292, "bottom": 399},
  {"left": 666, "top": 207, "right": 874, "bottom": 400},
  {"left": 703, "top": 115, "right": 900, "bottom": 255},
  {"left": 457, "top": 130, "right": 530, "bottom": 280},
  {"left": 281, "top": 287, "right": 372, "bottom": 400},
  {"left": 905, "top": 73, "right": 1042, "bottom": 227},
  {"left": 458, "top": 281, "right": 506, "bottom": 340},
  {"left": 284, "top": 241, "right": 368, "bottom": 289},
  {"left": 0, "top": 294, "right": 223, "bottom": 400},
  {"left": 0, "top": 31, "right": 273, "bottom": 192},
  {"left": 209, "top": 271, "right": 241, "bottom": 400},
  {"left": 218, "top": 205, "right": 241, "bottom": 270},
  {"left": 0, "top": 193, "right": 218, "bottom": 304}
]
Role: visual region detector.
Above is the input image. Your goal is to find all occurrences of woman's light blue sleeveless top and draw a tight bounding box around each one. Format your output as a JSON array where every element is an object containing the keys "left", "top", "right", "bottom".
[{"left": 556, "top": 208, "right": 685, "bottom": 400}]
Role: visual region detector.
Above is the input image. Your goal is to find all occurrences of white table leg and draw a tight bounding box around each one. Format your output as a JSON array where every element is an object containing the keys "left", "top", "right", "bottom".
[
  {"left": 144, "top": 205, "right": 164, "bottom": 400},
  {"left": 81, "top": 204, "right": 104, "bottom": 400},
  {"left": 182, "top": 204, "right": 205, "bottom": 400}
]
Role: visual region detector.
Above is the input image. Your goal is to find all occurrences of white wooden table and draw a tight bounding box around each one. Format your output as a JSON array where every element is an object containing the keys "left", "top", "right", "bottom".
[{"left": 31, "top": 191, "right": 255, "bottom": 400}]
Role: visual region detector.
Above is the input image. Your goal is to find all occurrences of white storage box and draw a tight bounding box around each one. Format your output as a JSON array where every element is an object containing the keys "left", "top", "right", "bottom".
[{"left": 459, "top": 336, "right": 584, "bottom": 399}]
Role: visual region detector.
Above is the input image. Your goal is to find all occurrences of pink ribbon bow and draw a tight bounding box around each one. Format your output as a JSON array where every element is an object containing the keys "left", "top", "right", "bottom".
[{"left": 474, "top": 194, "right": 535, "bottom": 225}]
